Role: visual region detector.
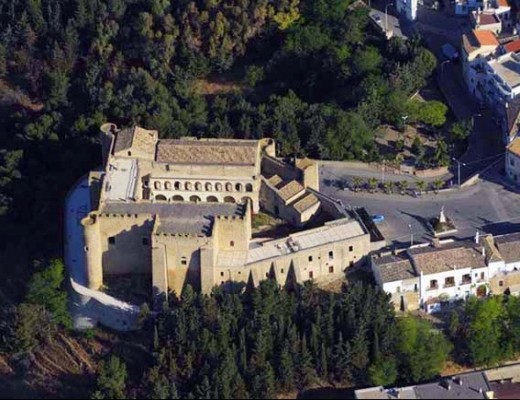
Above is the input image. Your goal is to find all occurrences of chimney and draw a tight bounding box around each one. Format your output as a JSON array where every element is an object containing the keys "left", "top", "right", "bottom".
[
  {"left": 482, "top": 247, "right": 486, "bottom": 257},
  {"left": 475, "top": 230, "right": 480, "bottom": 244},
  {"left": 479, "top": 387, "right": 483, "bottom": 394}
]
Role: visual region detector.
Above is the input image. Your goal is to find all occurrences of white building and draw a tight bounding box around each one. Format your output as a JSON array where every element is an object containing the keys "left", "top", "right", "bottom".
[
  {"left": 396, "top": 0, "right": 417, "bottom": 21},
  {"left": 372, "top": 232, "right": 520, "bottom": 313}
]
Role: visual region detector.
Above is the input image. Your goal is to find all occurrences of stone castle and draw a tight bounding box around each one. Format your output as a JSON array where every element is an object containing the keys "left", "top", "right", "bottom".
[{"left": 80, "top": 123, "right": 375, "bottom": 302}]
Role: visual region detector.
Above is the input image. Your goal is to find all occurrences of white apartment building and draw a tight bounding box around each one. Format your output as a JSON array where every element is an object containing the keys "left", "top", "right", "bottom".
[{"left": 506, "top": 137, "right": 520, "bottom": 184}]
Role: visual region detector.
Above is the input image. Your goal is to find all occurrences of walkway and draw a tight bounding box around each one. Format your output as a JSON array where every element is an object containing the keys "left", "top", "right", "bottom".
[{"left": 65, "top": 176, "right": 140, "bottom": 331}]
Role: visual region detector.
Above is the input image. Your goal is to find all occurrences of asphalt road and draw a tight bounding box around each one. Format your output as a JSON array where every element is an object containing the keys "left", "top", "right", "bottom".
[{"left": 320, "top": 170, "right": 520, "bottom": 247}]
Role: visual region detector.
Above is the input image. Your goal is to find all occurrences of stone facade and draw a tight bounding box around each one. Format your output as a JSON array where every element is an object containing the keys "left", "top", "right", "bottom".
[{"left": 80, "top": 124, "right": 373, "bottom": 302}]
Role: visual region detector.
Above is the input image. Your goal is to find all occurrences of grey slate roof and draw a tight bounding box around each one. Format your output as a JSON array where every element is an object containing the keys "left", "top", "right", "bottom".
[
  {"left": 113, "top": 127, "right": 134, "bottom": 153},
  {"left": 495, "top": 232, "right": 520, "bottom": 263},
  {"left": 373, "top": 254, "right": 417, "bottom": 283},
  {"left": 100, "top": 202, "right": 245, "bottom": 236},
  {"left": 414, "top": 372, "right": 491, "bottom": 399}
]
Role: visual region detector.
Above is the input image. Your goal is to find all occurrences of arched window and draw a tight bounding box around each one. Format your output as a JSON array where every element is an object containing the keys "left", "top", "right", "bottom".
[
  {"left": 174, "top": 181, "right": 181, "bottom": 190},
  {"left": 154, "top": 181, "right": 162, "bottom": 190},
  {"left": 207, "top": 195, "right": 218, "bottom": 202},
  {"left": 164, "top": 181, "right": 172, "bottom": 190},
  {"left": 225, "top": 183, "right": 233, "bottom": 192},
  {"left": 245, "top": 183, "right": 253, "bottom": 192},
  {"left": 230, "top": 240, "right": 235, "bottom": 247},
  {"left": 172, "top": 195, "right": 184, "bottom": 202},
  {"left": 235, "top": 183, "right": 243, "bottom": 192},
  {"left": 190, "top": 195, "right": 201, "bottom": 203},
  {"left": 155, "top": 194, "right": 167, "bottom": 201},
  {"left": 224, "top": 196, "right": 236, "bottom": 203},
  {"left": 185, "top": 182, "right": 192, "bottom": 191},
  {"left": 195, "top": 182, "right": 202, "bottom": 191},
  {"left": 215, "top": 183, "right": 223, "bottom": 192},
  {"left": 205, "top": 182, "right": 212, "bottom": 191}
]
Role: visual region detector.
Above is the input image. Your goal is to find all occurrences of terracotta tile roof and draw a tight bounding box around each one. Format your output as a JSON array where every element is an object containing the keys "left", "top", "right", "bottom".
[
  {"left": 373, "top": 254, "right": 417, "bottom": 283},
  {"left": 495, "top": 232, "right": 520, "bottom": 263},
  {"left": 478, "top": 13, "right": 500, "bottom": 25},
  {"left": 505, "top": 40, "right": 520, "bottom": 54},
  {"left": 292, "top": 192, "right": 319, "bottom": 213},
  {"left": 497, "top": 0, "right": 510, "bottom": 7},
  {"left": 507, "top": 137, "right": 520, "bottom": 157},
  {"left": 132, "top": 127, "right": 158, "bottom": 154},
  {"left": 408, "top": 242, "right": 487, "bottom": 275},
  {"left": 156, "top": 139, "right": 259, "bottom": 165},
  {"left": 473, "top": 30, "right": 499, "bottom": 47},
  {"left": 277, "top": 180, "right": 305, "bottom": 201}
]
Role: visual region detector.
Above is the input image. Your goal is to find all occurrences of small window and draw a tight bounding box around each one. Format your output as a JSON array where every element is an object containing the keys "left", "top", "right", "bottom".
[
  {"left": 328, "top": 251, "right": 334, "bottom": 260},
  {"left": 481, "top": 272, "right": 485, "bottom": 280},
  {"left": 108, "top": 236, "right": 115, "bottom": 245},
  {"left": 309, "top": 271, "right": 314, "bottom": 279},
  {"left": 308, "top": 255, "right": 313, "bottom": 262},
  {"left": 414, "top": 284, "right": 418, "bottom": 292},
  {"left": 511, "top": 158, "right": 515, "bottom": 166},
  {"left": 128, "top": 151, "right": 132, "bottom": 156},
  {"left": 221, "top": 281, "right": 225, "bottom": 285},
  {"left": 142, "top": 237, "right": 149, "bottom": 246},
  {"left": 430, "top": 279, "right": 438, "bottom": 289},
  {"left": 329, "top": 266, "right": 334, "bottom": 273},
  {"left": 281, "top": 268, "right": 284, "bottom": 274},
  {"left": 230, "top": 241, "right": 235, "bottom": 247},
  {"left": 396, "top": 286, "right": 401, "bottom": 293},
  {"left": 220, "top": 272, "right": 224, "bottom": 277},
  {"left": 349, "top": 261, "right": 354, "bottom": 267},
  {"left": 349, "top": 246, "right": 353, "bottom": 252},
  {"left": 499, "top": 280, "right": 504, "bottom": 287},
  {"left": 181, "top": 257, "right": 187, "bottom": 266}
]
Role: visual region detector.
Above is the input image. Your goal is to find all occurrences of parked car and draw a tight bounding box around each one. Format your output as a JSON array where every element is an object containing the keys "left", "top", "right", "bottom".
[
  {"left": 441, "top": 43, "right": 459, "bottom": 61},
  {"left": 372, "top": 215, "right": 385, "bottom": 224}
]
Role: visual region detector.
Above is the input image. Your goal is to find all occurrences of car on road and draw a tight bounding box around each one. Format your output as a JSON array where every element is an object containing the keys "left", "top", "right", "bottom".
[
  {"left": 372, "top": 215, "right": 385, "bottom": 224},
  {"left": 442, "top": 43, "right": 459, "bottom": 61}
]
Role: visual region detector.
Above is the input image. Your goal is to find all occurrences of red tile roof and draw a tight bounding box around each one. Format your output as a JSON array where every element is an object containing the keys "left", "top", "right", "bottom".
[
  {"left": 505, "top": 40, "right": 520, "bottom": 54},
  {"left": 473, "top": 30, "right": 499, "bottom": 47}
]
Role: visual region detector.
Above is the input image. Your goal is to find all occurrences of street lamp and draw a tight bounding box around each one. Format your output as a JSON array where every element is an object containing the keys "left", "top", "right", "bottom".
[
  {"left": 440, "top": 59, "right": 450, "bottom": 77},
  {"left": 385, "top": 3, "right": 394, "bottom": 36},
  {"left": 452, "top": 157, "right": 466, "bottom": 188},
  {"left": 472, "top": 113, "right": 482, "bottom": 129},
  {"left": 382, "top": 159, "right": 386, "bottom": 184},
  {"left": 409, "top": 223, "right": 413, "bottom": 247}
]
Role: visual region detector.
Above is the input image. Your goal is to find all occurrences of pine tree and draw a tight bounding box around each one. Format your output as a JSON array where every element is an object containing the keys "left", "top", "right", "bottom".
[
  {"left": 194, "top": 376, "right": 212, "bottom": 399},
  {"left": 296, "top": 336, "right": 317, "bottom": 390}
]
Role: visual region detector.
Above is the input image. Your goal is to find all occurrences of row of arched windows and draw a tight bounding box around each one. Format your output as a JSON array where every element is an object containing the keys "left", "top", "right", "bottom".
[
  {"left": 153, "top": 180, "right": 253, "bottom": 193},
  {"left": 155, "top": 194, "right": 252, "bottom": 204}
]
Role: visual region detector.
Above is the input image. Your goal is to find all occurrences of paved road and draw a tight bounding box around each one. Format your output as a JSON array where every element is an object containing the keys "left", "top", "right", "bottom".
[
  {"left": 321, "top": 167, "right": 520, "bottom": 247},
  {"left": 321, "top": 163, "right": 453, "bottom": 190},
  {"left": 65, "top": 176, "right": 140, "bottom": 331}
]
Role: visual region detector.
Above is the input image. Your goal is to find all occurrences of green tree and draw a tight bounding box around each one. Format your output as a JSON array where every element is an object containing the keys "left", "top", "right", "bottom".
[
  {"left": 432, "top": 179, "right": 444, "bottom": 193},
  {"left": 418, "top": 101, "right": 448, "bottom": 127},
  {"left": 450, "top": 119, "right": 472, "bottom": 141},
  {"left": 397, "top": 317, "right": 451, "bottom": 383},
  {"left": 26, "top": 259, "right": 71, "bottom": 329},
  {"left": 466, "top": 297, "right": 505, "bottom": 366},
  {"left": 244, "top": 65, "right": 265, "bottom": 87},
  {"left": 352, "top": 177, "right": 363, "bottom": 191},
  {"left": 368, "top": 177, "right": 378, "bottom": 192},
  {"left": 92, "top": 356, "right": 127, "bottom": 399},
  {"left": 398, "top": 180, "right": 409, "bottom": 193},
  {"left": 368, "top": 357, "right": 398, "bottom": 386},
  {"left": 416, "top": 180, "right": 426, "bottom": 193}
]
